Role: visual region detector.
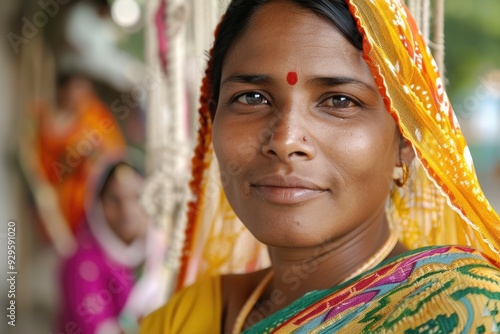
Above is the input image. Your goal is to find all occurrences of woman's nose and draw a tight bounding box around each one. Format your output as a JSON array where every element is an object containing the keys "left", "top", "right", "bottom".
[{"left": 261, "top": 111, "right": 316, "bottom": 162}]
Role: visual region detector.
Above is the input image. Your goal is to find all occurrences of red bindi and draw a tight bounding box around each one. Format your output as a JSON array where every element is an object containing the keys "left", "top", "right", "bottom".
[{"left": 287, "top": 72, "right": 298, "bottom": 85}]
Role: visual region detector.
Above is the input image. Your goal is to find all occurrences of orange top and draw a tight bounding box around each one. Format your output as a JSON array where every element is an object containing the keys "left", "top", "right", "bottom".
[{"left": 36, "top": 94, "right": 126, "bottom": 233}]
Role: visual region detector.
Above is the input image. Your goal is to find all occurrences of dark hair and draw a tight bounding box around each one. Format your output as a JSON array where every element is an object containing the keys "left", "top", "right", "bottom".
[
  {"left": 209, "top": 0, "right": 363, "bottom": 108},
  {"left": 98, "top": 162, "right": 143, "bottom": 198},
  {"left": 56, "top": 71, "right": 89, "bottom": 89}
]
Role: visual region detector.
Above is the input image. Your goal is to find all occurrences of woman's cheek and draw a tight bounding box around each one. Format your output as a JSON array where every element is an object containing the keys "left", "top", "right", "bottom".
[
  {"left": 337, "top": 133, "right": 383, "bottom": 175},
  {"left": 217, "top": 119, "right": 259, "bottom": 163}
]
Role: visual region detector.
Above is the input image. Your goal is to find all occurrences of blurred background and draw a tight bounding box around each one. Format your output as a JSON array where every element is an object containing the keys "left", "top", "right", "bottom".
[{"left": 0, "top": 0, "right": 499, "bottom": 333}]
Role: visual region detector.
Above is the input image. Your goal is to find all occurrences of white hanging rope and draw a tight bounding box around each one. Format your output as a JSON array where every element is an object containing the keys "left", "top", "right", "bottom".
[
  {"left": 433, "top": 0, "right": 446, "bottom": 78},
  {"left": 143, "top": 0, "right": 192, "bottom": 301},
  {"left": 406, "top": 0, "right": 446, "bottom": 77},
  {"left": 144, "top": 0, "right": 225, "bottom": 299},
  {"left": 144, "top": 0, "right": 191, "bottom": 233},
  {"left": 421, "top": 0, "right": 431, "bottom": 42},
  {"left": 190, "top": 0, "right": 219, "bottom": 136}
]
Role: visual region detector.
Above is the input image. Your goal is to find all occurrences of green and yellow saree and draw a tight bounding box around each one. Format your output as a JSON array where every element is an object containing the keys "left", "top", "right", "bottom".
[{"left": 245, "top": 246, "right": 500, "bottom": 333}]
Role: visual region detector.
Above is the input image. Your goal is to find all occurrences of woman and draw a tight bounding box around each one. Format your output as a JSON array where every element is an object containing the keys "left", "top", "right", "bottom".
[
  {"left": 56, "top": 160, "right": 157, "bottom": 334},
  {"left": 34, "top": 74, "right": 126, "bottom": 235},
  {"left": 141, "top": 0, "right": 500, "bottom": 333}
]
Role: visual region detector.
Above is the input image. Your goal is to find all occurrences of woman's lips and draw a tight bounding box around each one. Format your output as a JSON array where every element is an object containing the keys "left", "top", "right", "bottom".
[
  {"left": 250, "top": 176, "right": 327, "bottom": 204},
  {"left": 252, "top": 186, "right": 325, "bottom": 204}
]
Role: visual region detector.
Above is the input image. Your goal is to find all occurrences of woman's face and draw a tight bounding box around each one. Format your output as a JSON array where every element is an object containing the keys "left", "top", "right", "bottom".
[
  {"left": 101, "top": 166, "right": 149, "bottom": 244},
  {"left": 213, "top": 2, "right": 402, "bottom": 248}
]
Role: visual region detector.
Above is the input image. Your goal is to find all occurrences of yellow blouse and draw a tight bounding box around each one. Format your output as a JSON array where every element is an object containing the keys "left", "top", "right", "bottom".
[{"left": 139, "top": 275, "right": 221, "bottom": 333}]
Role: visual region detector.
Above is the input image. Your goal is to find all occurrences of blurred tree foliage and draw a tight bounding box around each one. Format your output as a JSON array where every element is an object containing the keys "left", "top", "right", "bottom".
[
  {"left": 445, "top": 0, "right": 500, "bottom": 99},
  {"left": 444, "top": 0, "right": 500, "bottom": 175},
  {"left": 117, "top": 27, "right": 145, "bottom": 61}
]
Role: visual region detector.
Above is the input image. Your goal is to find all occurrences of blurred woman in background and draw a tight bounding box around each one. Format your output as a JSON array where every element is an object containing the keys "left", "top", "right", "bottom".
[{"left": 56, "top": 160, "right": 154, "bottom": 334}]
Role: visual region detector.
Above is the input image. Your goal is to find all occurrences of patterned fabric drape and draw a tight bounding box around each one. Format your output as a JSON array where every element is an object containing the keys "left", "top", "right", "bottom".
[{"left": 347, "top": 0, "right": 500, "bottom": 264}]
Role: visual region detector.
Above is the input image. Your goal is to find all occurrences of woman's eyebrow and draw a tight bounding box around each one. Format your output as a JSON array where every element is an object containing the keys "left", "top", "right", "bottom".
[
  {"left": 221, "top": 74, "right": 275, "bottom": 86},
  {"left": 220, "top": 74, "right": 377, "bottom": 94},
  {"left": 308, "top": 76, "right": 378, "bottom": 93}
]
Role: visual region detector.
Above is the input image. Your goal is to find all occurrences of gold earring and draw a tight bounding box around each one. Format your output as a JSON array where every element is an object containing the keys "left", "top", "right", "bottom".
[{"left": 393, "top": 161, "right": 408, "bottom": 187}]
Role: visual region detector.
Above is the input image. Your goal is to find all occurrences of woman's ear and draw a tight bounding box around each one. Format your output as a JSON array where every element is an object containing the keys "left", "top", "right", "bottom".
[{"left": 399, "top": 137, "right": 415, "bottom": 166}]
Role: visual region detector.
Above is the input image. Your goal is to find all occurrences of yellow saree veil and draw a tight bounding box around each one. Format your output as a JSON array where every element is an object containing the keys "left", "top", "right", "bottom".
[{"left": 174, "top": 0, "right": 500, "bottom": 291}]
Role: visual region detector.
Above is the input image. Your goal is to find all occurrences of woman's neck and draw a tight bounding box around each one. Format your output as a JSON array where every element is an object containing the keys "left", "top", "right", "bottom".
[{"left": 263, "top": 218, "right": 403, "bottom": 312}]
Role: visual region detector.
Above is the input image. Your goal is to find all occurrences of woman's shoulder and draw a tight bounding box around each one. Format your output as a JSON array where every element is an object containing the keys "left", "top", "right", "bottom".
[
  {"left": 60, "top": 232, "right": 103, "bottom": 271},
  {"left": 405, "top": 244, "right": 500, "bottom": 286},
  {"left": 139, "top": 274, "right": 222, "bottom": 334},
  {"left": 384, "top": 245, "right": 500, "bottom": 285},
  {"left": 386, "top": 244, "right": 497, "bottom": 267},
  {"left": 221, "top": 268, "right": 271, "bottom": 304},
  {"left": 139, "top": 269, "right": 270, "bottom": 334},
  {"left": 376, "top": 245, "right": 500, "bottom": 333}
]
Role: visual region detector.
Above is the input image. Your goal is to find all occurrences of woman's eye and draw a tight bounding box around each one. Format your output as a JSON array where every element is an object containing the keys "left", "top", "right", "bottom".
[
  {"left": 321, "top": 96, "right": 356, "bottom": 108},
  {"left": 235, "top": 92, "right": 268, "bottom": 105}
]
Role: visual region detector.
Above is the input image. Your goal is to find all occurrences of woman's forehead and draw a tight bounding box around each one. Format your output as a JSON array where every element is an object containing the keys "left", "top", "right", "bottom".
[{"left": 221, "top": 2, "right": 370, "bottom": 87}]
